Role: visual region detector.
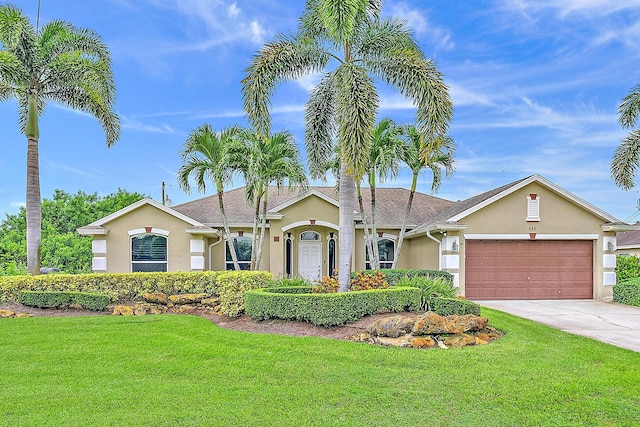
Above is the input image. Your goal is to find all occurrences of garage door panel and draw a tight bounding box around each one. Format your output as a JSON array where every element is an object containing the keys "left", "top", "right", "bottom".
[{"left": 466, "top": 240, "right": 593, "bottom": 300}]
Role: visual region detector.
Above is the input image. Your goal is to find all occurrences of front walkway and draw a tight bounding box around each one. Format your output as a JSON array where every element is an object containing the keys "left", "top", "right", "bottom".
[{"left": 478, "top": 299, "right": 640, "bottom": 353}]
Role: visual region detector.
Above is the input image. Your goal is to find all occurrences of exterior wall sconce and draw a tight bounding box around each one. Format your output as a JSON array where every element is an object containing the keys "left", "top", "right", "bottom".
[
  {"left": 452, "top": 241, "right": 458, "bottom": 252},
  {"left": 607, "top": 241, "right": 614, "bottom": 252}
]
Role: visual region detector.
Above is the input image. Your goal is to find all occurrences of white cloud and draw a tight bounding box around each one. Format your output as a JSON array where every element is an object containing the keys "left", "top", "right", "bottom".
[
  {"left": 121, "top": 116, "right": 176, "bottom": 134},
  {"left": 228, "top": 2, "right": 241, "bottom": 17},
  {"left": 386, "top": 1, "right": 454, "bottom": 50},
  {"left": 10, "top": 201, "right": 25, "bottom": 208}
]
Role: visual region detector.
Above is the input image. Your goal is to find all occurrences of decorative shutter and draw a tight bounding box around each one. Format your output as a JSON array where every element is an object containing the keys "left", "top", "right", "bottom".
[{"left": 527, "top": 195, "right": 540, "bottom": 221}]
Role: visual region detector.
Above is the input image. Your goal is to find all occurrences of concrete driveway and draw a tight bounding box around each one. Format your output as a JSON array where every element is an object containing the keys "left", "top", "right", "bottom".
[{"left": 478, "top": 300, "right": 640, "bottom": 353}]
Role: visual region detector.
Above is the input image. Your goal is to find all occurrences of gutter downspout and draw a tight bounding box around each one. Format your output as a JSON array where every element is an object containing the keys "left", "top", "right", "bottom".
[
  {"left": 208, "top": 231, "right": 224, "bottom": 270},
  {"left": 426, "top": 230, "right": 442, "bottom": 270}
]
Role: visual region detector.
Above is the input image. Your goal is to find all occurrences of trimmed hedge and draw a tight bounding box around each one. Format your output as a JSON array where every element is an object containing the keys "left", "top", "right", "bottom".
[
  {"left": 613, "top": 279, "right": 640, "bottom": 307},
  {"left": 0, "top": 271, "right": 273, "bottom": 306},
  {"left": 352, "top": 269, "right": 453, "bottom": 286},
  {"left": 245, "top": 286, "right": 421, "bottom": 327},
  {"left": 18, "top": 291, "right": 110, "bottom": 311},
  {"left": 433, "top": 297, "right": 481, "bottom": 316},
  {"left": 217, "top": 271, "right": 274, "bottom": 317}
]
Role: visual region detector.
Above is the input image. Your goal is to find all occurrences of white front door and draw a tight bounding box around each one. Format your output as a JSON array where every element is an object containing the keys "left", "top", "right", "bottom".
[{"left": 298, "top": 241, "right": 322, "bottom": 281}]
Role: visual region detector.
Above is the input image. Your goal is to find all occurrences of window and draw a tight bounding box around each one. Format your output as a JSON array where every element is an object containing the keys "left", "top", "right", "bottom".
[
  {"left": 226, "top": 236, "right": 252, "bottom": 270},
  {"left": 365, "top": 237, "right": 395, "bottom": 269},
  {"left": 285, "top": 235, "right": 293, "bottom": 278},
  {"left": 328, "top": 236, "right": 336, "bottom": 276},
  {"left": 527, "top": 195, "right": 540, "bottom": 222},
  {"left": 300, "top": 231, "right": 320, "bottom": 240},
  {"left": 131, "top": 234, "right": 167, "bottom": 272}
]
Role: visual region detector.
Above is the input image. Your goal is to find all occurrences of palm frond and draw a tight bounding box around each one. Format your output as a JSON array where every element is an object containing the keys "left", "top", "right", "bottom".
[
  {"left": 611, "top": 129, "right": 640, "bottom": 190},
  {"left": 305, "top": 71, "right": 337, "bottom": 179},
  {"left": 619, "top": 84, "right": 640, "bottom": 129}
]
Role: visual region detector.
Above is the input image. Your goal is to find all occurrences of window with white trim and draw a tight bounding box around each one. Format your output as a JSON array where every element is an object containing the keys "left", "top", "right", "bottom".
[
  {"left": 327, "top": 235, "right": 337, "bottom": 276},
  {"left": 527, "top": 195, "right": 540, "bottom": 222},
  {"left": 131, "top": 234, "right": 167, "bottom": 272},
  {"left": 226, "top": 236, "right": 253, "bottom": 270},
  {"left": 365, "top": 237, "right": 395, "bottom": 269}
]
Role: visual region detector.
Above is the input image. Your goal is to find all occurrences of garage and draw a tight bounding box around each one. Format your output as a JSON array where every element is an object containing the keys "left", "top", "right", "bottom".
[{"left": 465, "top": 240, "right": 593, "bottom": 300}]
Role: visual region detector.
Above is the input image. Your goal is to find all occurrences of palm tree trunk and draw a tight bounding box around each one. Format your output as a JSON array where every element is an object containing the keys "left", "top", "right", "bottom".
[
  {"left": 393, "top": 173, "right": 418, "bottom": 269},
  {"left": 356, "top": 182, "right": 375, "bottom": 271},
  {"left": 218, "top": 189, "right": 240, "bottom": 270},
  {"left": 255, "top": 187, "right": 269, "bottom": 270},
  {"left": 369, "top": 172, "right": 380, "bottom": 269},
  {"left": 338, "top": 160, "right": 355, "bottom": 292},
  {"left": 25, "top": 136, "right": 41, "bottom": 275},
  {"left": 250, "top": 185, "right": 263, "bottom": 270}
]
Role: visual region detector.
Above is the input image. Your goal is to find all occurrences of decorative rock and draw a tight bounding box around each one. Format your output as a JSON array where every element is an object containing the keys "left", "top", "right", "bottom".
[
  {"left": 15, "top": 313, "right": 33, "bottom": 318},
  {"left": 144, "top": 292, "right": 168, "bottom": 305},
  {"left": 168, "top": 293, "right": 208, "bottom": 305},
  {"left": 375, "top": 334, "right": 412, "bottom": 347},
  {"left": 351, "top": 332, "right": 372, "bottom": 342},
  {"left": 200, "top": 297, "right": 220, "bottom": 307},
  {"left": 476, "top": 326, "right": 502, "bottom": 342},
  {"left": 366, "top": 315, "right": 415, "bottom": 338},
  {"left": 475, "top": 336, "right": 489, "bottom": 345},
  {"left": 112, "top": 305, "right": 134, "bottom": 316},
  {"left": 448, "top": 314, "right": 489, "bottom": 332},
  {"left": 412, "top": 312, "right": 458, "bottom": 335},
  {"left": 410, "top": 336, "right": 436, "bottom": 348},
  {"left": 0, "top": 309, "right": 15, "bottom": 318},
  {"left": 174, "top": 305, "right": 196, "bottom": 313},
  {"left": 445, "top": 333, "right": 477, "bottom": 348}
]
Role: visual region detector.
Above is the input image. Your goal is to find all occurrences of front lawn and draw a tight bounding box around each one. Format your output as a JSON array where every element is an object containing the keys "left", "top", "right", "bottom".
[{"left": 1, "top": 309, "right": 639, "bottom": 426}]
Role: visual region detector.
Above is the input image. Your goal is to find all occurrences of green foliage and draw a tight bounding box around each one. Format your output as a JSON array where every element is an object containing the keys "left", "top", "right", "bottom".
[
  {"left": 432, "top": 297, "right": 481, "bottom": 316},
  {"left": 312, "top": 275, "right": 339, "bottom": 293},
  {"left": 616, "top": 255, "right": 640, "bottom": 282},
  {"left": 18, "top": 290, "right": 110, "bottom": 311},
  {"left": 613, "top": 279, "right": 640, "bottom": 306},
  {"left": 0, "top": 189, "right": 146, "bottom": 275},
  {"left": 216, "top": 271, "right": 273, "bottom": 317},
  {"left": 397, "top": 275, "right": 458, "bottom": 311},
  {"left": 354, "top": 269, "right": 453, "bottom": 286},
  {"left": 268, "top": 277, "right": 312, "bottom": 288},
  {"left": 350, "top": 270, "right": 389, "bottom": 290},
  {"left": 0, "top": 271, "right": 230, "bottom": 304},
  {"left": 245, "top": 286, "right": 421, "bottom": 326}
]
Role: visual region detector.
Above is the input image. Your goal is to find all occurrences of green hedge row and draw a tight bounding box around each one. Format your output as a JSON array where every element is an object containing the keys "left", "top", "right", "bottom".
[
  {"left": 432, "top": 297, "right": 481, "bottom": 316},
  {"left": 352, "top": 269, "right": 453, "bottom": 286},
  {"left": 18, "top": 291, "right": 111, "bottom": 311},
  {"left": 0, "top": 271, "right": 273, "bottom": 308},
  {"left": 245, "top": 286, "right": 421, "bottom": 327},
  {"left": 613, "top": 279, "right": 640, "bottom": 307}
]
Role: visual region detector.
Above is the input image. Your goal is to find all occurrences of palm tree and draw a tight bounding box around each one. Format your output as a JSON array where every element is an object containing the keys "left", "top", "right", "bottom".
[
  {"left": 232, "top": 130, "right": 307, "bottom": 270},
  {"left": 177, "top": 124, "right": 242, "bottom": 270},
  {"left": 242, "top": 0, "right": 452, "bottom": 290},
  {"left": 366, "top": 118, "right": 404, "bottom": 269},
  {"left": 0, "top": 5, "right": 119, "bottom": 274},
  {"left": 612, "top": 84, "right": 640, "bottom": 190},
  {"left": 392, "top": 126, "right": 455, "bottom": 269}
]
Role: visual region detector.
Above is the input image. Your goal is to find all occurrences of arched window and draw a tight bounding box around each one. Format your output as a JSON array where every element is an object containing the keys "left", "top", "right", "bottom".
[
  {"left": 300, "top": 231, "right": 320, "bottom": 240},
  {"left": 365, "top": 237, "right": 395, "bottom": 270},
  {"left": 131, "top": 234, "right": 167, "bottom": 272},
  {"left": 226, "top": 235, "right": 253, "bottom": 270},
  {"left": 285, "top": 233, "right": 293, "bottom": 278},
  {"left": 327, "top": 234, "right": 336, "bottom": 277}
]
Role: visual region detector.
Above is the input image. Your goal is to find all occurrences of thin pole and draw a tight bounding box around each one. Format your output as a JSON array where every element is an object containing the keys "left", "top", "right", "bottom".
[
  {"left": 161, "top": 181, "right": 165, "bottom": 205},
  {"left": 36, "top": 0, "right": 41, "bottom": 31}
]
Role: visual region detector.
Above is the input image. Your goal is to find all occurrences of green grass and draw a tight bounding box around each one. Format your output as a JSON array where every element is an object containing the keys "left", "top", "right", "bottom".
[{"left": 1, "top": 309, "right": 639, "bottom": 426}]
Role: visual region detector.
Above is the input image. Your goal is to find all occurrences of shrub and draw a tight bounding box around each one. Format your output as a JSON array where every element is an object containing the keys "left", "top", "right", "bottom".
[
  {"left": 616, "top": 255, "right": 640, "bottom": 282},
  {"left": 396, "top": 276, "right": 458, "bottom": 311},
  {"left": 245, "top": 286, "right": 421, "bottom": 327},
  {"left": 350, "top": 271, "right": 388, "bottom": 291},
  {"left": 312, "top": 275, "right": 339, "bottom": 293},
  {"left": 432, "top": 297, "right": 481, "bottom": 316},
  {"left": 217, "top": 271, "right": 273, "bottom": 317},
  {"left": 0, "top": 271, "right": 272, "bottom": 305},
  {"left": 352, "top": 269, "right": 453, "bottom": 286},
  {"left": 268, "top": 277, "right": 311, "bottom": 288},
  {"left": 18, "top": 290, "right": 111, "bottom": 311},
  {"left": 613, "top": 279, "right": 640, "bottom": 306}
]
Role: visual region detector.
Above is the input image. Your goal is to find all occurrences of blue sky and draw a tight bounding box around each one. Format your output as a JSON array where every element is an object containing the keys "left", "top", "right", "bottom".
[{"left": 2, "top": 0, "right": 640, "bottom": 222}]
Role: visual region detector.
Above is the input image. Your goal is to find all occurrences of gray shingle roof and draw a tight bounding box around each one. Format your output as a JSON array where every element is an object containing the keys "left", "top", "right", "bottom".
[{"left": 172, "top": 186, "right": 454, "bottom": 228}]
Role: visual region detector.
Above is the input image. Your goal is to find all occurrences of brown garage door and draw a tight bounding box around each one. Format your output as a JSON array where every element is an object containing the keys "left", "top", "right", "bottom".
[{"left": 465, "top": 240, "right": 593, "bottom": 300}]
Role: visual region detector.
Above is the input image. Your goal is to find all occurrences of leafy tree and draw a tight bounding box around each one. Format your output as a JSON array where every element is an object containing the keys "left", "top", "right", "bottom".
[
  {"left": 393, "top": 126, "right": 455, "bottom": 268},
  {"left": 0, "top": 189, "right": 145, "bottom": 274},
  {"left": 0, "top": 4, "right": 120, "bottom": 274},
  {"left": 178, "top": 124, "right": 243, "bottom": 270},
  {"left": 242, "top": 0, "right": 452, "bottom": 290}
]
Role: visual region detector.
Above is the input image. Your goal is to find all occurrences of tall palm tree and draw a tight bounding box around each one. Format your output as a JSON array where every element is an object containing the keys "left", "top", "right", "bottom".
[
  {"left": 393, "top": 126, "right": 455, "bottom": 268},
  {"left": 232, "top": 130, "right": 307, "bottom": 270},
  {"left": 366, "top": 118, "right": 404, "bottom": 269},
  {"left": 612, "top": 84, "right": 640, "bottom": 190},
  {"left": 178, "top": 124, "right": 242, "bottom": 271},
  {"left": 242, "top": 0, "right": 452, "bottom": 290},
  {"left": 0, "top": 4, "right": 119, "bottom": 274}
]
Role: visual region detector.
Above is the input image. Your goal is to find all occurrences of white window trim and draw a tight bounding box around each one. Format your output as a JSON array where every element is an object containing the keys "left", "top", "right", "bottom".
[
  {"left": 130, "top": 233, "right": 168, "bottom": 272},
  {"left": 326, "top": 234, "right": 337, "bottom": 276},
  {"left": 225, "top": 233, "right": 255, "bottom": 270},
  {"left": 527, "top": 195, "right": 540, "bottom": 222},
  {"left": 365, "top": 234, "right": 397, "bottom": 270}
]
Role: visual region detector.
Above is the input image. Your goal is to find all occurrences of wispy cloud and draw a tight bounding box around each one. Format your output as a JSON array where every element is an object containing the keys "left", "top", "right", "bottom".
[
  {"left": 121, "top": 116, "right": 177, "bottom": 134},
  {"left": 44, "top": 161, "right": 103, "bottom": 180},
  {"left": 386, "top": 1, "right": 454, "bottom": 50}
]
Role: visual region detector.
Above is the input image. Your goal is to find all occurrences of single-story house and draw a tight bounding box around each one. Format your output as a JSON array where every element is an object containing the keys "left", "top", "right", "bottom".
[
  {"left": 615, "top": 227, "right": 640, "bottom": 257},
  {"left": 78, "top": 174, "right": 639, "bottom": 300}
]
